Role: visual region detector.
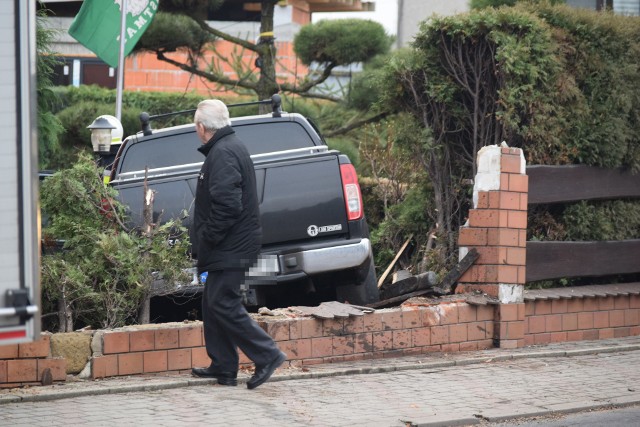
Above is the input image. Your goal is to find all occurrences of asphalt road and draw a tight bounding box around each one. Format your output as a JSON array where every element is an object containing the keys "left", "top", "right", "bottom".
[{"left": 489, "top": 405, "right": 640, "bottom": 426}]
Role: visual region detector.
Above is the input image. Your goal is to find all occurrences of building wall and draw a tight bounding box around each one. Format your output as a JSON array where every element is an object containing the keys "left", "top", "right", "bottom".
[
  {"left": 614, "top": 0, "right": 640, "bottom": 15},
  {"left": 43, "top": 1, "right": 377, "bottom": 95},
  {"left": 565, "top": 0, "right": 599, "bottom": 9},
  {"left": 44, "top": 16, "right": 305, "bottom": 95},
  {"left": 397, "top": 0, "right": 640, "bottom": 49},
  {"left": 396, "top": 0, "right": 470, "bottom": 47},
  {"left": 125, "top": 41, "right": 307, "bottom": 95},
  {"left": 566, "top": 0, "right": 640, "bottom": 14}
]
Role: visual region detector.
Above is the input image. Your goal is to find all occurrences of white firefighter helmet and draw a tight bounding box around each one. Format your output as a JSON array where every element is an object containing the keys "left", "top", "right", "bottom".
[{"left": 97, "top": 114, "right": 123, "bottom": 144}]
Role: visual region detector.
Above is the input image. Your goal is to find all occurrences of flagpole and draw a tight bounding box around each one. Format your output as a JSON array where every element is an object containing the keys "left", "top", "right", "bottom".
[{"left": 115, "top": 0, "right": 128, "bottom": 121}]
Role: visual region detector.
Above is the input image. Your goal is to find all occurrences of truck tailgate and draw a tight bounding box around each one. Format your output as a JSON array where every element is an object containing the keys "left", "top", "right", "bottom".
[
  {"left": 112, "top": 150, "right": 349, "bottom": 247},
  {"left": 255, "top": 151, "right": 348, "bottom": 246}
]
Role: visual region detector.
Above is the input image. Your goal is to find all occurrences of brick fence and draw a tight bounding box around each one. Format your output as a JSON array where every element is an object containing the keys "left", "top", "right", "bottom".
[
  {"left": 1, "top": 293, "right": 637, "bottom": 388},
  {"left": 0, "top": 334, "right": 66, "bottom": 387},
  {"left": 456, "top": 145, "right": 529, "bottom": 348},
  {"left": 1, "top": 145, "right": 638, "bottom": 388}
]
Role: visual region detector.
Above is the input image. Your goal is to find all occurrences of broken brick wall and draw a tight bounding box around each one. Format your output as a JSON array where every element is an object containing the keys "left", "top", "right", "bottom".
[
  {"left": 457, "top": 145, "right": 528, "bottom": 348},
  {"left": 1, "top": 296, "right": 639, "bottom": 387},
  {"left": 89, "top": 302, "right": 497, "bottom": 380},
  {"left": 0, "top": 303, "right": 496, "bottom": 386},
  {"left": 453, "top": 145, "right": 640, "bottom": 349}
]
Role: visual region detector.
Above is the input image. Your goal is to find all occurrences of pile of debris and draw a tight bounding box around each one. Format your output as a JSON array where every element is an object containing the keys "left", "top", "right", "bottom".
[
  {"left": 371, "top": 248, "right": 479, "bottom": 309},
  {"left": 254, "top": 301, "right": 373, "bottom": 320},
  {"left": 252, "top": 247, "right": 483, "bottom": 319}
]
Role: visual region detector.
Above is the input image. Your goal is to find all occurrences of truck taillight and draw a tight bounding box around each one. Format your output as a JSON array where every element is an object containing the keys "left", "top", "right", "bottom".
[{"left": 340, "top": 163, "right": 363, "bottom": 221}]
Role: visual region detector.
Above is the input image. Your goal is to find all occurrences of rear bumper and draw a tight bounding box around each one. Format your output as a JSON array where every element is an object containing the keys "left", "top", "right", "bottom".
[
  {"left": 259, "top": 238, "right": 372, "bottom": 284},
  {"left": 285, "top": 238, "right": 371, "bottom": 275}
]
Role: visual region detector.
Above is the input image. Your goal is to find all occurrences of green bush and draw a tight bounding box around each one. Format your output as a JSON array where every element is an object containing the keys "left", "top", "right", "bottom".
[
  {"left": 135, "top": 11, "right": 212, "bottom": 53},
  {"left": 376, "top": 3, "right": 640, "bottom": 274},
  {"left": 57, "top": 102, "right": 139, "bottom": 146},
  {"left": 562, "top": 200, "right": 640, "bottom": 241},
  {"left": 355, "top": 117, "right": 438, "bottom": 276},
  {"left": 53, "top": 85, "right": 200, "bottom": 114},
  {"left": 40, "top": 154, "right": 192, "bottom": 331},
  {"left": 520, "top": 5, "right": 640, "bottom": 246},
  {"left": 325, "top": 137, "right": 359, "bottom": 165},
  {"left": 294, "top": 19, "right": 392, "bottom": 66},
  {"left": 528, "top": 4, "right": 640, "bottom": 171},
  {"left": 37, "top": 9, "right": 64, "bottom": 170},
  {"left": 53, "top": 85, "right": 260, "bottom": 118},
  {"left": 347, "top": 54, "right": 390, "bottom": 111},
  {"left": 50, "top": 86, "right": 272, "bottom": 168}
]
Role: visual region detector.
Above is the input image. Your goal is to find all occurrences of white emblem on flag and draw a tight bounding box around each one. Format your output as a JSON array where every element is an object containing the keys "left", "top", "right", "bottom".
[{"left": 115, "top": 0, "right": 150, "bottom": 16}]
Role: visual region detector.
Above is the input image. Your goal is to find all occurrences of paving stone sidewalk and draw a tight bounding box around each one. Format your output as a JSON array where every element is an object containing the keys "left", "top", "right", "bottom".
[{"left": 1, "top": 336, "right": 639, "bottom": 426}]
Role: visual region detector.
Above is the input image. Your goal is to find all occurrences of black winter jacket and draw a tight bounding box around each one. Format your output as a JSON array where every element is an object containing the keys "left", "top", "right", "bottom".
[{"left": 191, "top": 126, "right": 262, "bottom": 273}]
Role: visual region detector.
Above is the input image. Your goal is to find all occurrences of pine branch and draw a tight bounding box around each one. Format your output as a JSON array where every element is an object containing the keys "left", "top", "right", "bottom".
[
  {"left": 280, "top": 62, "right": 338, "bottom": 94},
  {"left": 193, "top": 17, "right": 259, "bottom": 53},
  {"left": 156, "top": 51, "right": 257, "bottom": 91},
  {"left": 289, "top": 91, "right": 343, "bottom": 103},
  {"left": 323, "top": 111, "right": 390, "bottom": 137}
]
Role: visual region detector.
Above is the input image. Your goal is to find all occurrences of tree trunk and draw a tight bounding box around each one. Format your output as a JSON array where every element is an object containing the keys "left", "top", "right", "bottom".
[
  {"left": 256, "top": 0, "right": 279, "bottom": 112},
  {"left": 138, "top": 168, "right": 154, "bottom": 325},
  {"left": 138, "top": 295, "right": 150, "bottom": 325},
  {"left": 57, "top": 290, "right": 73, "bottom": 332}
]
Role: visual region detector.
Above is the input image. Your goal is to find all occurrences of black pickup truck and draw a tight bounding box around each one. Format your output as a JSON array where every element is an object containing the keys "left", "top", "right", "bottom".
[{"left": 108, "top": 97, "right": 379, "bottom": 307}]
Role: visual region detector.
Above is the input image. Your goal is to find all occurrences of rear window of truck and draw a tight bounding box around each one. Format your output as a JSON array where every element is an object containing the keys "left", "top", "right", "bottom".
[{"left": 119, "top": 121, "right": 317, "bottom": 173}]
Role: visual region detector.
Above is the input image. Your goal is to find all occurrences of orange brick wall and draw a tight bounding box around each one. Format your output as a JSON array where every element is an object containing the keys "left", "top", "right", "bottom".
[
  {"left": 91, "top": 302, "right": 496, "bottom": 379},
  {"left": 92, "top": 325, "right": 207, "bottom": 378},
  {"left": 525, "top": 294, "right": 640, "bottom": 345},
  {"left": 1, "top": 296, "right": 639, "bottom": 387},
  {"left": 0, "top": 334, "right": 66, "bottom": 388},
  {"left": 124, "top": 40, "right": 308, "bottom": 95},
  {"left": 275, "top": 303, "right": 496, "bottom": 365},
  {"left": 496, "top": 303, "right": 526, "bottom": 349}
]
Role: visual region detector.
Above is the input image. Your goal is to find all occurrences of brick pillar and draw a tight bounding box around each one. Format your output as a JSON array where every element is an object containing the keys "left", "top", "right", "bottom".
[{"left": 457, "top": 145, "right": 528, "bottom": 348}]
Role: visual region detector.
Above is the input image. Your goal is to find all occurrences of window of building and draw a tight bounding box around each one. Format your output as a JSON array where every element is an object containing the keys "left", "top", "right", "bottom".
[{"left": 51, "top": 57, "right": 116, "bottom": 89}]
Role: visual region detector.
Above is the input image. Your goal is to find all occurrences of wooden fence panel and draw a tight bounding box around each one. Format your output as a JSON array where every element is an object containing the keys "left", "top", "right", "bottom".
[
  {"left": 526, "top": 240, "right": 640, "bottom": 282},
  {"left": 527, "top": 165, "right": 640, "bottom": 204}
]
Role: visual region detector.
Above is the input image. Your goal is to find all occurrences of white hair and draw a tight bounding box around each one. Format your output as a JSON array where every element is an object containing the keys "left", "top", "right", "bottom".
[{"left": 194, "top": 99, "right": 231, "bottom": 132}]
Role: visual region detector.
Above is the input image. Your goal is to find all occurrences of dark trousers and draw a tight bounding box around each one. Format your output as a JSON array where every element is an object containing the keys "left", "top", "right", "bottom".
[{"left": 202, "top": 269, "right": 279, "bottom": 371}]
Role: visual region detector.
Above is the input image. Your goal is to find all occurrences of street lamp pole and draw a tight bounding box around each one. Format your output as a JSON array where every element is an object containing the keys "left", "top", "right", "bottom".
[{"left": 115, "top": 0, "right": 128, "bottom": 121}]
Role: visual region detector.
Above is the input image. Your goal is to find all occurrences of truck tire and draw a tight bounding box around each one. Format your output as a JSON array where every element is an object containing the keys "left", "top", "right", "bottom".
[{"left": 336, "top": 261, "right": 380, "bottom": 306}]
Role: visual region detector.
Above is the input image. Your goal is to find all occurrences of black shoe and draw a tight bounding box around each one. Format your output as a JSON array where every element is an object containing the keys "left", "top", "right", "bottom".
[
  {"left": 247, "top": 351, "right": 287, "bottom": 390},
  {"left": 191, "top": 365, "right": 238, "bottom": 386}
]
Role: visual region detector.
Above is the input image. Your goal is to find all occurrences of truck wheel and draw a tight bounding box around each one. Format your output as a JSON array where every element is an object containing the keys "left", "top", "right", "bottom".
[{"left": 336, "top": 261, "right": 380, "bottom": 306}]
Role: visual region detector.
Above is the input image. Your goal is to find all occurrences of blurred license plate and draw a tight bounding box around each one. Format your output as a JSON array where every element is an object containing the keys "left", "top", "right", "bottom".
[{"left": 247, "top": 255, "right": 280, "bottom": 277}]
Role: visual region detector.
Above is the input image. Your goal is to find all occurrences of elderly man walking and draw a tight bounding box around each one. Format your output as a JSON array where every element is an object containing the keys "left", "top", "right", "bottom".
[{"left": 190, "top": 99, "right": 286, "bottom": 389}]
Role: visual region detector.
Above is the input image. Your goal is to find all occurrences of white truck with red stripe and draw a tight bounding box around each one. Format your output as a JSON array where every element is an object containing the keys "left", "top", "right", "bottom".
[{"left": 0, "top": 1, "right": 41, "bottom": 344}]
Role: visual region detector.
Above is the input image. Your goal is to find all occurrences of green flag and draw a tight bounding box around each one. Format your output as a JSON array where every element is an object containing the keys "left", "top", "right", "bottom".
[{"left": 69, "top": 0, "right": 158, "bottom": 68}]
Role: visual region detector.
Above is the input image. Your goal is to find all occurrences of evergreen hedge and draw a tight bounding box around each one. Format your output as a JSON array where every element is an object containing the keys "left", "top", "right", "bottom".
[
  {"left": 376, "top": 3, "right": 640, "bottom": 280},
  {"left": 48, "top": 86, "right": 260, "bottom": 167},
  {"left": 48, "top": 86, "right": 357, "bottom": 168}
]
